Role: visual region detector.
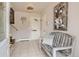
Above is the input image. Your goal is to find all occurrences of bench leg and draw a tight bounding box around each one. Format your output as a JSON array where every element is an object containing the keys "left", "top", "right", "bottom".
[{"left": 53, "top": 49, "right": 56, "bottom": 57}]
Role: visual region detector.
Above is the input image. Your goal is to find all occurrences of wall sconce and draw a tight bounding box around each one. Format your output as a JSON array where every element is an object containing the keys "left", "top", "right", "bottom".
[{"left": 21, "top": 17, "right": 27, "bottom": 24}]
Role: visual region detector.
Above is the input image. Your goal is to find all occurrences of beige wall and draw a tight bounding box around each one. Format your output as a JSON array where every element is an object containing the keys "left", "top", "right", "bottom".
[
  {"left": 68, "top": 2, "right": 79, "bottom": 57},
  {"left": 41, "top": 2, "right": 79, "bottom": 56},
  {"left": 10, "top": 11, "right": 30, "bottom": 41},
  {"left": 10, "top": 11, "right": 41, "bottom": 41},
  {"left": 41, "top": 3, "right": 58, "bottom": 36}
]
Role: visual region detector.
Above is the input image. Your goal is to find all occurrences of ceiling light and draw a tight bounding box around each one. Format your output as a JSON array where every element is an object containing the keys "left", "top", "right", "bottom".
[{"left": 27, "top": 6, "right": 34, "bottom": 10}]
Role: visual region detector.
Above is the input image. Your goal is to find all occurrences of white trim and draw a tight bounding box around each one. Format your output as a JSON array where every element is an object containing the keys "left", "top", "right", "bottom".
[{"left": 15, "top": 39, "right": 30, "bottom": 42}]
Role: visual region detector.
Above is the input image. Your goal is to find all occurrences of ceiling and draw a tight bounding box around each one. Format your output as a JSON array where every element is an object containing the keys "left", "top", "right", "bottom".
[{"left": 11, "top": 2, "right": 57, "bottom": 14}]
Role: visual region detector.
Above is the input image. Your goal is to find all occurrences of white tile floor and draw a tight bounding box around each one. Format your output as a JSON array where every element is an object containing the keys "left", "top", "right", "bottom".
[{"left": 10, "top": 40, "right": 48, "bottom": 57}]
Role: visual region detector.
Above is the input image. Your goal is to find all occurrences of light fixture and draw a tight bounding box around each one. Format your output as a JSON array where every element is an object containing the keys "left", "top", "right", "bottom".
[{"left": 27, "top": 6, "right": 34, "bottom": 10}]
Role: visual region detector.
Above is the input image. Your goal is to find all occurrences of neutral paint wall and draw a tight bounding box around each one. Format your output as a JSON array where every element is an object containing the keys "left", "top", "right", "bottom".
[
  {"left": 10, "top": 11, "right": 30, "bottom": 39},
  {"left": 10, "top": 11, "right": 30, "bottom": 41},
  {"left": 10, "top": 11, "right": 41, "bottom": 41},
  {"left": 41, "top": 3, "right": 57, "bottom": 36},
  {"left": 41, "top": 2, "right": 79, "bottom": 57},
  {"left": 68, "top": 2, "right": 79, "bottom": 57}
]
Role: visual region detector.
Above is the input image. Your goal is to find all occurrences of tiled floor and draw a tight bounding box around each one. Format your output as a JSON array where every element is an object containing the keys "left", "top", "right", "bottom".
[{"left": 10, "top": 40, "right": 47, "bottom": 57}]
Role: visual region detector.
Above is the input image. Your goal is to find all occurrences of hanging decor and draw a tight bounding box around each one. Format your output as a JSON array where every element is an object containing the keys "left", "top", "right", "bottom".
[{"left": 54, "top": 2, "right": 68, "bottom": 31}]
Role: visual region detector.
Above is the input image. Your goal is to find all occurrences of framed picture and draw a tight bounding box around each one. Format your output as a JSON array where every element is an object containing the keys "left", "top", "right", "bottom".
[
  {"left": 54, "top": 2, "right": 68, "bottom": 31},
  {"left": 10, "top": 8, "right": 14, "bottom": 24}
]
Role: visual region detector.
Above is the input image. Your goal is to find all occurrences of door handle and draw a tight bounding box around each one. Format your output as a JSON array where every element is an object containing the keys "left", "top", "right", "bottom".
[{"left": 32, "top": 30, "right": 37, "bottom": 31}]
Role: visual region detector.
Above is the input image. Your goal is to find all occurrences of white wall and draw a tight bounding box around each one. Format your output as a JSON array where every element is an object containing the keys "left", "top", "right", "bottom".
[
  {"left": 10, "top": 11, "right": 30, "bottom": 40},
  {"left": 68, "top": 2, "right": 79, "bottom": 57},
  {"left": 41, "top": 3, "right": 58, "bottom": 36},
  {"left": 41, "top": 2, "right": 79, "bottom": 57},
  {"left": 10, "top": 11, "right": 41, "bottom": 41}
]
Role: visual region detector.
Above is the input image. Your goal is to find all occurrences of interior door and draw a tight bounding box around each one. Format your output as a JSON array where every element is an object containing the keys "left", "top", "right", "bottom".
[{"left": 30, "top": 15, "right": 40, "bottom": 40}]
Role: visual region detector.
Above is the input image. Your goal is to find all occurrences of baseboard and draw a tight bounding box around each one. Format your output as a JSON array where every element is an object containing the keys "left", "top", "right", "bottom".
[
  {"left": 15, "top": 39, "right": 30, "bottom": 43},
  {"left": 15, "top": 38, "right": 40, "bottom": 43}
]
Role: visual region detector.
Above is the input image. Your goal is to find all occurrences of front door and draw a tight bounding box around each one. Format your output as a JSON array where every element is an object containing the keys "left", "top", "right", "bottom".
[{"left": 30, "top": 15, "right": 40, "bottom": 40}]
